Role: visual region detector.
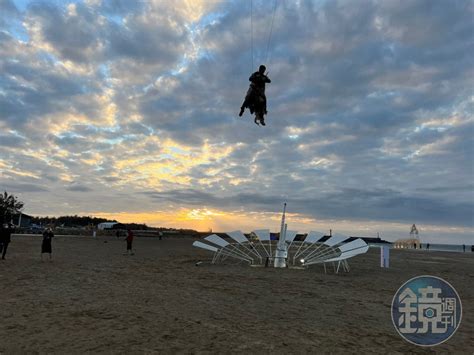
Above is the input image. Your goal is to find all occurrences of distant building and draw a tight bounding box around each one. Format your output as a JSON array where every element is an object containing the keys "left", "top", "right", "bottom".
[
  {"left": 10, "top": 213, "right": 32, "bottom": 228},
  {"left": 97, "top": 222, "right": 119, "bottom": 230},
  {"left": 393, "top": 238, "right": 421, "bottom": 249},
  {"left": 393, "top": 224, "right": 421, "bottom": 249}
]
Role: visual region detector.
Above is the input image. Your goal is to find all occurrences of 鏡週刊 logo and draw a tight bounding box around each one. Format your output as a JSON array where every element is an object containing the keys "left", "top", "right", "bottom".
[{"left": 391, "top": 275, "right": 462, "bottom": 346}]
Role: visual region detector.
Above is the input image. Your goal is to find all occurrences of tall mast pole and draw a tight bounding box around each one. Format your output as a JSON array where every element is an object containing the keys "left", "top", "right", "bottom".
[
  {"left": 274, "top": 202, "right": 287, "bottom": 268},
  {"left": 278, "top": 202, "right": 287, "bottom": 249}
]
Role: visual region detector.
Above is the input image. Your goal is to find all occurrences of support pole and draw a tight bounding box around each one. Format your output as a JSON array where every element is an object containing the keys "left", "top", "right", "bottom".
[{"left": 274, "top": 203, "right": 288, "bottom": 268}]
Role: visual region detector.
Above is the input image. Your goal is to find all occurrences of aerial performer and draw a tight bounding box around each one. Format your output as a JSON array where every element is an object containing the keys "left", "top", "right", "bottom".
[{"left": 239, "top": 64, "right": 271, "bottom": 126}]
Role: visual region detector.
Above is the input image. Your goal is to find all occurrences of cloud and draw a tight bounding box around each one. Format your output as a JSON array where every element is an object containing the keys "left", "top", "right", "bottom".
[
  {"left": 0, "top": 0, "right": 472, "bottom": 241},
  {"left": 144, "top": 187, "right": 474, "bottom": 227},
  {"left": 66, "top": 183, "right": 93, "bottom": 192},
  {"left": 1, "top": 182, "right": 49, "bottom": 193},
  {"left": 0, "top": 132, "right": 26, "bottom": 147},
  {"left": 0, "top": 0, "right": 19, "bottom": 28},
  {"left": 0, "top": 0, "right": 18, "bottom": 15}
]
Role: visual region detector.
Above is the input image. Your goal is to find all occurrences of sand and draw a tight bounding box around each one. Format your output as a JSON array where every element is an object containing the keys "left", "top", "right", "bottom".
[{"left": 0, "top": 235, "right": 473, "bottom": 354}]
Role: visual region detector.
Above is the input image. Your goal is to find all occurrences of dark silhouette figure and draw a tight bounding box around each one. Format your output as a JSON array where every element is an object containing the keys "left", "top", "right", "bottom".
[
  {"left": 125, "top": 229, "right": 134, "bottom": 255},
  {"left": 427, "top": 243, "right": 430, "bottom": 250},
  {"left": 463, "top": 244, "right": 466, "bottom": 252},
  {"left": 0, "top": 223, "right": 13, "bottom": 260},
  {"left": 41, "top": 228, "right": 54, "bottom": 261},
  {"left": 239, "top": 65, "right": 271, "bottom": 126}
]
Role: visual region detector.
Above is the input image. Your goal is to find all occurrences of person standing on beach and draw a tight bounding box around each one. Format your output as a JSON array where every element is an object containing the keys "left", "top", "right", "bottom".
[
  {"left": 0, "top": 223, "right": 14, "bottom": 260},
  {"left": 41, "top": 227, "right": 54, "bottom": 261},
  {"left": 125, "top": 229, "right": 134, "bottom": 255}
]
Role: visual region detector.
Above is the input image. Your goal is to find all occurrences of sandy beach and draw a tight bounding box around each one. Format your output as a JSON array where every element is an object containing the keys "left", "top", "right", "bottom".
[{"left": 0, "top": 235, "right": 472, "bottom": 353}]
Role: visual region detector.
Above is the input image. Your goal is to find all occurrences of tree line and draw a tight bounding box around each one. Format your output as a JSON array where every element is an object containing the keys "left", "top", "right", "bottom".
[
  {"left": 31, "top": 215, "right": 118, "bottom": 228},
  {"left": 1, "top": 191, "right": 198, "bottom": 232},
  {"left": 1, "top": 191, "right": 24, "bottom": 224},
  {"left": 1, "top": 191, "right": 150, "bottom": 229}
]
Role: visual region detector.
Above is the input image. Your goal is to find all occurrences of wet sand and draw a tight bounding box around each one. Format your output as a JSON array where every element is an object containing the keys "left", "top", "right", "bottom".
[{"left": 0, "top": 235, "right": 473, "bottom": 353}]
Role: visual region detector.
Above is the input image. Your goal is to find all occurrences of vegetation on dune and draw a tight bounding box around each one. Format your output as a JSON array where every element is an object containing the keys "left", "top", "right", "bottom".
[
  {"left": 31, "top": 215, "right": 118, "bottom": 228},
  {"left": 0, "top": 191, "right": 24, "bottom": 223},
  {"left": 1, "top": 191, "right": 201, "bottom": 233}
]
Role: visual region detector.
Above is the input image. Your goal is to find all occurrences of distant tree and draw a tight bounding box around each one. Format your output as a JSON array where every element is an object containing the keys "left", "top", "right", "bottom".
[
  {"left": 0, "top": 191, "right": 24, "bottom": 223},
  {"left": 30, "top": 215, "right": 118, "bottom": 227},
  {"left": 120, "top": 223, "right": 149, "bottom": 230}
]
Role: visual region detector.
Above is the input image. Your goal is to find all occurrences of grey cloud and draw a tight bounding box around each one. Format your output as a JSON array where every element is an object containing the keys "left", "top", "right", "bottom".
[
  {"left": 145, "top": 187, "right": 474, "bottom": 227},
  {"left": 102, "top": 176, "right": 120, "bottom": 183},
  {"left": 108, "top": 20, "right": 188, "bottom": 65},
  {"left": 418, "top": 185, "right": 474, "bottom": 193},
  {"left": 98, "top": 0, "right": 143, "bottom": 16},
  {"left": 0, "top": 0, "right": 472, "bottom": 236},
  {"left": 1, "top": 182, "right": 49, "bottom": 192},
  {"left": 66, "top": 183, "right": 93, "bottom": 192},
  {"left": 0, "top": 0, "right": 18, "bottom": 17},
  {"left": 0, "top": 0, "right": 19, "bottom": 28},
  {"left": 25, "top": 1, "right": 190, "bottom": 70},
  {"left": 0, "top": 133, "right": 26, "bottom": 147},
  {"left": 27, "top": 2, "right": 105, "bottom": 63},
  {"left": 0, "top": 53, "right": 89, "bottom": 129}
]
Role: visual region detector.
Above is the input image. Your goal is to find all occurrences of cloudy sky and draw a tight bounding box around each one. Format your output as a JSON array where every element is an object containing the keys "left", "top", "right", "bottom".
[{"left": 1, "top": 0, "right": 473, "bottom": 243}]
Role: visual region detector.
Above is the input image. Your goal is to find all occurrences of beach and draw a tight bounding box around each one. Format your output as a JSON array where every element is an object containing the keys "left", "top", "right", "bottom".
[{"left": 0, "top": 235, "right": 472, "bottom": 353}]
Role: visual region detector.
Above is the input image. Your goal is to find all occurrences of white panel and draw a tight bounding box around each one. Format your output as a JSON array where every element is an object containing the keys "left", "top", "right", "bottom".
[
  {"left": 338, "top": 238, "right": 367, "bottom": 253},
  {"left": 325, "top": 243, "right": 369, "bottom": 262},
  {"left": 305, "top": 231, "right": 325, "bottom": 244},
  {"left": 340, "top": 245, "right": 368, "bottom": 258},
  {"left": 193, "top": 241, "right": 219, "bottom": 252},
  {"left": 323, "top": 235, "right": 347, "bottom": 247},
  {"left": 227, "top": 230, "right": 248, "bottom": 244},
  {"left": 204, "top": 234, "right": 229, "bottom": 248},
  {"left": 344, "top": 244, "right": 369, "bottom": 256},
  {"left": 284, "top": 230, "right": 298, "bottom": 243},
  {"left": 253, "top": 229, "right": 270, "bottom": 241}
]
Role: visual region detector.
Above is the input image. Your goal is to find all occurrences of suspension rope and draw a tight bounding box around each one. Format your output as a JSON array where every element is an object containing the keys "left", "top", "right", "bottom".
[
  {"left": 250, "top": 0, "right": 254, "bottom": 70},
  {"left": 264, "top": 0, "right": 278, "bottom": 65}
]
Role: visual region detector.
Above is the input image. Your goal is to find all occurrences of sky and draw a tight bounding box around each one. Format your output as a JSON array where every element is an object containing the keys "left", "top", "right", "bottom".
[{"left": 0, "top": 0, "right": 473, "bottom": 243}]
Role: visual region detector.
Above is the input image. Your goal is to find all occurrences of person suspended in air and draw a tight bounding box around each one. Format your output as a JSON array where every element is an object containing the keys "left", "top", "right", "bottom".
[{"left": 239, "top": 65, "right": 271, "bottom": 126}]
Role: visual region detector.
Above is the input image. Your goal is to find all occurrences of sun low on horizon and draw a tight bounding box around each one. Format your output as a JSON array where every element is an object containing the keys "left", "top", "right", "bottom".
[{"left": 0, "top": 0, "right": 473, "bottom": 244}]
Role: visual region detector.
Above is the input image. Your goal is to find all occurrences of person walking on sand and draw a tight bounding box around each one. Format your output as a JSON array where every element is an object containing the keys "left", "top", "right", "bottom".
[
  {"left": 41, "top": 227, "right": 54, "bottom": 261},
  {"left": 0, "top": 223, "right": 14, "bottom": 260},
  {"left": 125, "top": 229, "right": 134, "bottom": 255}
]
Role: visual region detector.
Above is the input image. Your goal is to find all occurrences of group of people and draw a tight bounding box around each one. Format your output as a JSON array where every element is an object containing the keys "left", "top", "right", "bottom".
[
  {"left": 0, "top": 225, "right": 167, "bottom": 260},
  {"left": 0, "top": 223, "right": 55, "bottom": 261}
]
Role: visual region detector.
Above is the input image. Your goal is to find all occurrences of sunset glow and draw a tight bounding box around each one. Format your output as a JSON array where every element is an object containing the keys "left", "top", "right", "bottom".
[{"left": 1, "top": 0, "right": 472, "bottom": 243}]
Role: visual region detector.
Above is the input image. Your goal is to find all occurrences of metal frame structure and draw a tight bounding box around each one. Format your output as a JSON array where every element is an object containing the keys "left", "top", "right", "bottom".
[
  {"left": 193, "top": 232, "right": 369, "bottom": 272},
  {"left": 192, "top": 204, "right": 369, "bottom": 273}
]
